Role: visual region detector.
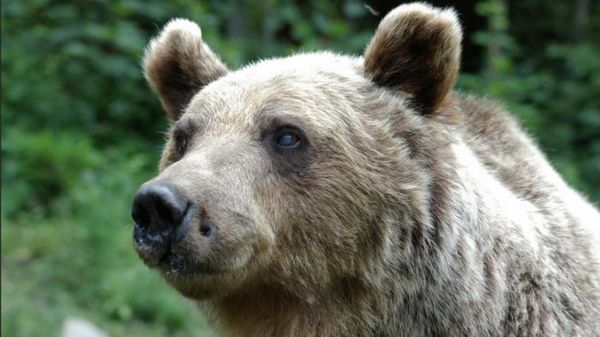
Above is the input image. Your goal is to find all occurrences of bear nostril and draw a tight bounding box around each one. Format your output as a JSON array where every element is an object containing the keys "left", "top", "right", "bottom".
[
  {"left": 199, "top": 223, "right": 212, "bottom": 237},
  {"left": 197, "top": 208, "right": 213, "bottom": 238}
]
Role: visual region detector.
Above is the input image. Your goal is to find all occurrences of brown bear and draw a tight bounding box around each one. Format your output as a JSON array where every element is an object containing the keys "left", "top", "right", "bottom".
[{"left": 131, "top": 3, "right": 600, "bottom": 337}]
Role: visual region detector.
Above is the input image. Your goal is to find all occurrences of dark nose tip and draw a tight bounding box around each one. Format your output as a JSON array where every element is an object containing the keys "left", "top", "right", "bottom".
[{"left": 131, "top": 182, "right": 189, "bottom": 234}]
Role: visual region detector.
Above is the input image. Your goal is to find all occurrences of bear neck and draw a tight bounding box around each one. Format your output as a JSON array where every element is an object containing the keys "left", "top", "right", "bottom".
[{"left": 203, "top": 280, "right": 389, "bottom": 337}]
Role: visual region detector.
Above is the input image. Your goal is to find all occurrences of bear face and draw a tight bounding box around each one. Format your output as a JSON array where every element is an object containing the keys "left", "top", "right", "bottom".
[
  {"left": 135, "top": 56, "right": 426, "bottom": 300},
  {"left": 131, "top": 3, "right": 600, "bottom": 337},
  {"left": 132, "top": 4, "right": 461, "bottom": 302}
]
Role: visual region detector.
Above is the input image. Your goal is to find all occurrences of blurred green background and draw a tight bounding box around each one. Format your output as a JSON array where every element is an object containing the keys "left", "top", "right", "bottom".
[{"left": 2, "top": 0, "right": 599, "bottom": 336}]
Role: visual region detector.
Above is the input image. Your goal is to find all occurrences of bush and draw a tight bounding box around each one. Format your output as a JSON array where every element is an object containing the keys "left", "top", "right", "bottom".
[{"left": 2, "top": 129, "right": 102, "bottom": 218}]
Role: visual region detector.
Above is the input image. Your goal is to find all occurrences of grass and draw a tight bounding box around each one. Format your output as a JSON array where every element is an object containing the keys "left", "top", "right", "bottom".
[{"left": 1, "top": 150, "right": 215, "bottom": 337}]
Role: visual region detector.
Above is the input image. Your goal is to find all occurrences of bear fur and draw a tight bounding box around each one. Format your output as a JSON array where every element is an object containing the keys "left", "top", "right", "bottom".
[{"left": 134, "top": 3, "right": 600, "bottom": 337}]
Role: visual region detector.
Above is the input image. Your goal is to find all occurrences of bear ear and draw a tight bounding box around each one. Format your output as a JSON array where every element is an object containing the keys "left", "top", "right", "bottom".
[
  {"left": 143, "top": 19, "right": 229, "bottom": 121},
  {"left": 363, "top": 3, "right": 462, "bottom": 114}
]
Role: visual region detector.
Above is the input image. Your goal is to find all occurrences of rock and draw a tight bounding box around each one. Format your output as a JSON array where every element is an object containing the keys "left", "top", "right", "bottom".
[{"left": 61, "top": 317, "right": 109, "bottom": 337}]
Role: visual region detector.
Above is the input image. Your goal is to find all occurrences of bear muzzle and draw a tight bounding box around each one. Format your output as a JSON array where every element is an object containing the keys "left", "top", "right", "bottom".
[{"left": 131, "top": 182, "right": 214, "bottom": 272}]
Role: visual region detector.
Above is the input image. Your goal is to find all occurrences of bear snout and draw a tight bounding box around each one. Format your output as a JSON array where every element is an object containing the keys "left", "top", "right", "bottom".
[{"left": 131, "top": 182, "right": 208, "bottom": 267}]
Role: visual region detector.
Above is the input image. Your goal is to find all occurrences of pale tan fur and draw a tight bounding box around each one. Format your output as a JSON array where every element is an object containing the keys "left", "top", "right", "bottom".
[{"left": 137, "top": 3, "right": 600, "bottom": 337}]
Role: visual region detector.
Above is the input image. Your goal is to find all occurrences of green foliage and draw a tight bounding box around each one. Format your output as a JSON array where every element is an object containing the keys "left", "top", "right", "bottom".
[
  {"left": 2, "top": 0, "right": 599, "bottom": 336},
  {"left": 2, "top": 128, "right": 101, "bottom": 217},
  {"left": 2, "top": 153, "right": 213, "bottom": 336}
]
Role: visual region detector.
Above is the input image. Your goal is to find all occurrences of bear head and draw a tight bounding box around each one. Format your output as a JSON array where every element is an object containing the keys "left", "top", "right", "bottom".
[{"left": 131, "top": 3, "right": 462, "bottom": 301}]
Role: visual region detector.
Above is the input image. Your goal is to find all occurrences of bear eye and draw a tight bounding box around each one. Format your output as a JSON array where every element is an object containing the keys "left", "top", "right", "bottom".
[
  {"left": 172, "top": 129, "right": 189, "bottom": 161},
  {"left": 263, "top": 121, "right": 311, "bottom": 174},
  {"left": 275, "top": 130, "right": 301, "bottom": 148}
]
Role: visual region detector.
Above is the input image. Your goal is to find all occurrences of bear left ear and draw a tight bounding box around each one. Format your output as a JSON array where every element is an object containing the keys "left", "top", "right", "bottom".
[
  {"left": 143, "top": 19, "right": 229, "bottom": 121},
  {"left": 363, "top": 3, "right": 462, "bottom": 114}
]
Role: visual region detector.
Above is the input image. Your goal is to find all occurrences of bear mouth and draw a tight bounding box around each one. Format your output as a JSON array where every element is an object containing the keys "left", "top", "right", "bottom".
[
  {"left": 133, "top": 224, "right": 225, "bottom": 278},
  {"left": 159, "top": 250, "right": 225, "bottom": 278}
]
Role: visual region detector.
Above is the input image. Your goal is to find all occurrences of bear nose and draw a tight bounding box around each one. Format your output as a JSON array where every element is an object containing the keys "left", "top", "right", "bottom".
[{"left": 131, "top": 182, "right": 189, "bottom": 234}]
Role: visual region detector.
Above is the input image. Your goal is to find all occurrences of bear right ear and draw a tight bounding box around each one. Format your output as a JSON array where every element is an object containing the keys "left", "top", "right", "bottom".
[
  {"left": 363, "top": 3, "right": 462, "bottom": 114},
  {"left": 143, "top": 19, "right": 229, "bottom": 121}
]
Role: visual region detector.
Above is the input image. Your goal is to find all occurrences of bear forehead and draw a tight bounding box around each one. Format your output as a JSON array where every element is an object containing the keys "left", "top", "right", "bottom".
[
  {"left": 185, "top": 52, "right": 374, "bottom": 129},
  {"left": 232, "top": 51, "right": 364, "bottom": 84}
]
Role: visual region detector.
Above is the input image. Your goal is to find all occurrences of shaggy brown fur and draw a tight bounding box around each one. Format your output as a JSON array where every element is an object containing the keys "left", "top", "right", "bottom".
[
  {"left": 133, "top": 3, "right": 600, "bottom": 337},
  {"left": 364, "top": 4, "right": 461, "bottom": 114}
]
